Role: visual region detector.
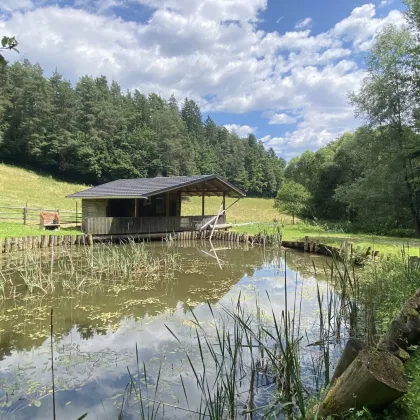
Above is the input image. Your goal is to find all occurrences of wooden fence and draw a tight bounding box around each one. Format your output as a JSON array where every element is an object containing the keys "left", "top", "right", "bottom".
[
  {"left": 0, "top": 231, "right": 281, "bottom": 254},
  {"left": 0, "top": 203, "right": 80, "bottom": 226}
]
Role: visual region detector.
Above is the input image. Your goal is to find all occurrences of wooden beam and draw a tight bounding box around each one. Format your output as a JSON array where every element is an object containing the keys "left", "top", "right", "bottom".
[
  {"left": 202, "top": 189, "right": 205, "bottom": 216},
  {"left": 165, "top": 192, "right": 170, "bottom": 217},
  {"left": 134, "top": 199, "right": 138, "bottom": 217},
  {"left": 223, "top": 192, "right": 226, "bottom": 211}
]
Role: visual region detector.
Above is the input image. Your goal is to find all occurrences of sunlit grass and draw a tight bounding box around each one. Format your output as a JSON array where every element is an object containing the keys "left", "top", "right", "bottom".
[
  {"left": 233, "top": 222, "right": 420, "bottom": 256},
  {"left": 181, "top": 196, "right": 293, "bottom": 224},
  {"left": 0, "top": 222, "right": 81, "bottom": 238},
  {"left": 0, "top": 163, "right": 84, "bottom": 210}
]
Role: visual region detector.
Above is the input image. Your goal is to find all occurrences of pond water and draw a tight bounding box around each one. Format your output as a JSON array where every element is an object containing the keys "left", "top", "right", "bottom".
[{"left": 0, "top": 242, "right": 347, "bottom": 419}]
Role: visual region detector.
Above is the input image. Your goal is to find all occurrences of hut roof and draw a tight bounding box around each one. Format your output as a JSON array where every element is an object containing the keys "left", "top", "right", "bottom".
[{"left": 67, "top": 175, "right": 246, "bottom": 199}]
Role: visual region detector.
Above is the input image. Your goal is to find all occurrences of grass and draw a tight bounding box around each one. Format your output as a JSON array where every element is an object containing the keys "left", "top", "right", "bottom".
[
  {"left": 0, "top": 162, "right": 419, "bottom": 255},
  {"left": 0, "top": 222, "right": 81, "bottom": 238},
  {"left": 181, "top": 196, "right": 291, "bottom": 224},
  {"left": 233, "top": 222, "right": 420, "bottom": 256},
  {"left": 0, "top": 163, "right": 84, "bottom": 209}
]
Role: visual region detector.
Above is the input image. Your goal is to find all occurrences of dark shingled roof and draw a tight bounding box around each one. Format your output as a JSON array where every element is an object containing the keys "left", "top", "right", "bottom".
[{"left": 67, "top": 175, "right": 246, "bottom": 199}]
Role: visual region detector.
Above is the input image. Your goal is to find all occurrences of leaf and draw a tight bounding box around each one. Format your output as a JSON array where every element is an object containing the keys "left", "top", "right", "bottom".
[
  {"left": 1, "top": 36, "right": 7, "bottom": 47},
  {"left": 76, "top": 414, "right": 88, "bottom": 420},
  {"left": 33, "top": 400, "right": 41, "bottom": 407},
  {"left": 0, "top": 54, "right": 6, "bottom": 66},
  {"left": 65, "top": 400, "right": 72, "bottom": 406}
]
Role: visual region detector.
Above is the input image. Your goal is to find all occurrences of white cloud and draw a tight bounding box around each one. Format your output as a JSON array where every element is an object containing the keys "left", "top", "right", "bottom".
[
  {"left": 268, "top": 113, "right": 297, "bottom": 125},
  {"left": 0, "top": 1, "right": 407, "bottom": 157},
  {"left": 333, "top": 3, "right": 405, "bottom": 51},
  {"left": 379, "top": 0, "right": 393, "bottom": 7},
  {"left": 295, "top": 17, "right": 312, "bottom": 30},
  {"left": 0, "top": 0, "right": 33, "bottom": 12},
  {"left": 224, "top": 124, "right": 256, "bottom": 137}
]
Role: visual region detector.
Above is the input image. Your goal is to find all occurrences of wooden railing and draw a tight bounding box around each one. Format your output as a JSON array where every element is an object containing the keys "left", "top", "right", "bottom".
[
  {"left": 0, "top": 204, "right": 80, "bottom": 226},
  {"left": 84, "top": 215, "right": 227, "bottom": 235}
]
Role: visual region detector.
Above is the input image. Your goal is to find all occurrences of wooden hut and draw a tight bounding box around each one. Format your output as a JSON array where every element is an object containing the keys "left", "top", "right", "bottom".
[{"left": 67, "top": 175, "right": 245, "bottom": 236}]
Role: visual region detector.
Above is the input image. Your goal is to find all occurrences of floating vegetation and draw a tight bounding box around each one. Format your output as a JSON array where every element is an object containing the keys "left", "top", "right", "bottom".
[{"left": 0, "top": 241, "right": 181, "bottom": 296}]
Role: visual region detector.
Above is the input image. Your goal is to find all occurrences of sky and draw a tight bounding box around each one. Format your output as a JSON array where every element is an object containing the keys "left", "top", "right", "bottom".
[{"left": 0, "top": 0, "right": 407, "bottom": 159}]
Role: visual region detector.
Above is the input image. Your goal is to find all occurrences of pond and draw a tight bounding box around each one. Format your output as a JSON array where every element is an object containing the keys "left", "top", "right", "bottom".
[{"left": 0, "top": 241, "right": 349, "bottom": 419}]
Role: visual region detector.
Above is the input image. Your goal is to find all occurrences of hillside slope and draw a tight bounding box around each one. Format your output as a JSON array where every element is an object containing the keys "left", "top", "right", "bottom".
[
  {"left": 0, "top": 164, "right": 86, "bottom": 210},
  {"left": 0, "top": 164, "right": 282, "bottom": 223}
]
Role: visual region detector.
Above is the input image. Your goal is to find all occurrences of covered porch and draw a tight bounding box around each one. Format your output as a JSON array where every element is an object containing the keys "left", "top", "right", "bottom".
[{"left": 67, "top": 175, "right": 245, "bottom": 236}]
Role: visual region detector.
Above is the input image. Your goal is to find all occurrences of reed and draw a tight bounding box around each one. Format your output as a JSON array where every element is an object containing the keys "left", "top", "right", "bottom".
[{"left": 0, "top": 241, "right": 180, "bottom": 295}]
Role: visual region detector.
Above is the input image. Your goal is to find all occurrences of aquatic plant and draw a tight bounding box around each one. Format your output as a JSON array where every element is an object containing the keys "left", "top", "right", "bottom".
[{"left": 0, "top": 241, "right": 181, "bottom": 295}]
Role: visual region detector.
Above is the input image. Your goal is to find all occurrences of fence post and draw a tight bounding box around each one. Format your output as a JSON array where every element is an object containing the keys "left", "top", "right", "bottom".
[
  {"left": 76, "top": 202, "right": 78, "bottom": 226},
  {"left": 23, "top": 202, "right": 28, "bottom": 225}
]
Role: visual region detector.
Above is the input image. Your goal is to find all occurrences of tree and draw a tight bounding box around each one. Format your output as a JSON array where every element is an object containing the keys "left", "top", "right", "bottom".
[
  {"left": 350, "top": 24, "right": 420, "bottom": 236},
  {"left": 0, "top": 36, "right": 18, "bottom": 66},
  {"left": 275, "top": 181, "right": 311, "bottom": 224}
]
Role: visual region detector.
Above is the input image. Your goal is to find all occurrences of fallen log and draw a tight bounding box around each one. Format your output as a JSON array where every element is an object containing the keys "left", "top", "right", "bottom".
[
  {"left": 330, "top": 338, "right": 364, "bottom": 384},
  {"left": 318, "top": 348, "right": 407, "bottom": 417},
  {"left": 380, "top": 320, "right": 411, "bottom": 349},
  {"left": 377, "top": 341, "right": 410, "bottom": 363}
]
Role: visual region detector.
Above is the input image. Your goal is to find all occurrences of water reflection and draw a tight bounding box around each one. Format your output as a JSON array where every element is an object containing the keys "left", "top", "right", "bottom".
[{"left": 0, "top": 242, "right": 340, "bottom": 419}]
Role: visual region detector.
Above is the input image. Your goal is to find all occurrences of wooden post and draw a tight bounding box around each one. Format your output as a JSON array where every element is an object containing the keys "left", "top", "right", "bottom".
[
  {"left": 202, "top": 191, "right": 205, "bottom": 217},
  {"left": 165, "top": 193, "right": 170, "bottom": 217},
  {"left": 87, "top": 234, "right": 93, "bottom": 246},
  {"left": 4, "top": 238, "right": 11, "bottom": 253},
  {"left": 41, "top": 235, "right": 47, "bottom": 248},
  {"left": 10, "top": 238, "right": 17, "bottom": 252},
  {"left": 48, "top": 235, "right": 54, "bottom": 248},
  {"left": 23, "top": 202, "right": 28, "bottom": 225},
  {"left": 304, "top": 236, "right": 309, "bottom": 252},
  {"left": 76, "top": 202, "right": 79, "bottom": 226},
  {"left": 0, "top": 238, "right": 3, "bottom": 254}
]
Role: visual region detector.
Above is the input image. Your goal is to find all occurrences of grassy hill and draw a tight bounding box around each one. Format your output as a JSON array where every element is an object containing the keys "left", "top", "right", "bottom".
[
  {"left": 0, "top": 163, "right": 85, "bottom": 210},
  {"left": 0, "top": 163, "right": 284, "bottom": 237}
]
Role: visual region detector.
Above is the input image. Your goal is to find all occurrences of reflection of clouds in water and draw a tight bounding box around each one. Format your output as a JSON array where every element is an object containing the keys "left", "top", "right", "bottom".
[{"left": 0, "top": 249, "right": 340, "bottom": 419}]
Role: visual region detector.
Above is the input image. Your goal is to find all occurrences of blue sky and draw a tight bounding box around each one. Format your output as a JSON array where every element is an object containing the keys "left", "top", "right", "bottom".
[{"left": 0, "top": 0, "right": 406, "bottom": 159}]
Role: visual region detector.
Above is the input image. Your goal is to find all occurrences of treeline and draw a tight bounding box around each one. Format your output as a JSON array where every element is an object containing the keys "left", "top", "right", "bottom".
[
  {"left": 0, "top": 61, "right": 285, "bottom": 197},
  {"left": 282, "top": 0, "right": 420, "bottom": 237}
]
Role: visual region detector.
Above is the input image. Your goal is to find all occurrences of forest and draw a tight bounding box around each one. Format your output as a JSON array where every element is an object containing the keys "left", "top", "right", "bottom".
[
  {"left": 0, "top": 62, "right": 285, "bottom": 197},
  {"left": 278, "top": 0, "right": 420, "bottom": 237}
]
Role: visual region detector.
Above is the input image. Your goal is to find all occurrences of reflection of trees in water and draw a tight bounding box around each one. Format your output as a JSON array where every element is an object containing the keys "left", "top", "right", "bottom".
[
  {"left": 283, "top": 250, "right": 334, "bottom": 282},
  {"left": 0, "top": 245, "right": 331, "bottom": 361}
]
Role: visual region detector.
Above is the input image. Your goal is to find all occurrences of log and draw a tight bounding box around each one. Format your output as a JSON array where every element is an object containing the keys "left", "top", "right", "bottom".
[
  {"left": 406, "top": 317, "right": 420, "bottom": 345},
  {"left": 318, "top": 348, "right": 407, "bottom": 417},
  {"left": 377, "top": 341, "right": 410, "bottom": 363},
  {"left": 380, "top": 320, "right": 411, "bottom": 349},
  {"left": 331, "top": 338, "right": 364, "bottom": 383}
]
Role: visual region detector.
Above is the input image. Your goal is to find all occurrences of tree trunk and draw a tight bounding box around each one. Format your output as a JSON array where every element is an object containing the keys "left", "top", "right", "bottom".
[
  {"left": 292, "top": 213, "right": 295, "bottom": 225},
  {"left": 318, "top": 348, "right": 407, "bottom": 417},
  {"left": 330, "top": 338, "right": 364, "bottom": 384}
]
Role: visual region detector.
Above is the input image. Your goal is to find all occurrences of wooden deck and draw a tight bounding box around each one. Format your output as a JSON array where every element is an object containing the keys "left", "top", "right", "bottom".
[{"left": 83, "top": 215, "right": 227, "bottom": 235}]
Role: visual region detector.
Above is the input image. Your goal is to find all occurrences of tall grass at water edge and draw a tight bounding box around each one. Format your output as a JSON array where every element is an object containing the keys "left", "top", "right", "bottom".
[
  {"left": 117, "top": 249, "right": 420, "bottom": 419},
  {"left": 0, "top": 240, "right": 180, "bottom": 296},
  {"left": 118, "top": 253, "right": 364, "bottom": 419}
]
